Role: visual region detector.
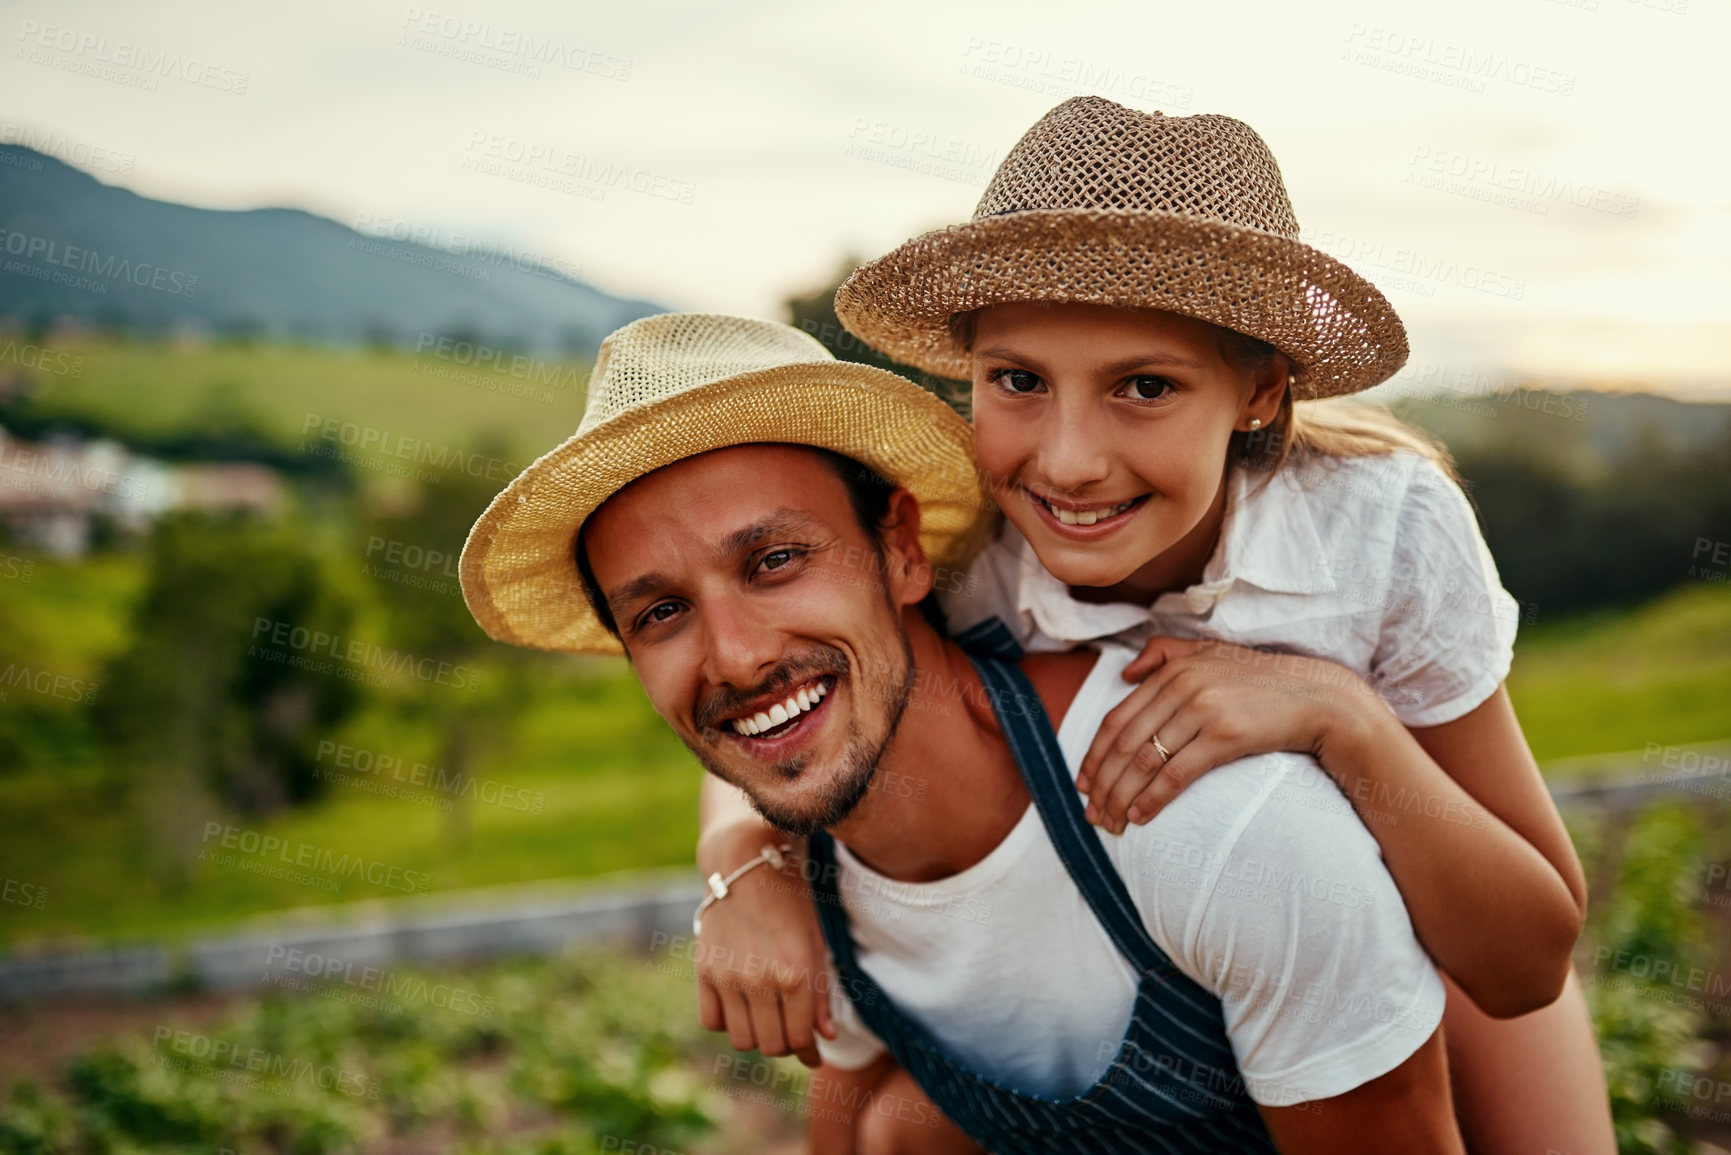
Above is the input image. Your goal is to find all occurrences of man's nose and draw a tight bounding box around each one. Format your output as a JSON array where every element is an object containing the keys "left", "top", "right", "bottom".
[{"left": 699, "top": 594, "right": 783, "bottom": 690}]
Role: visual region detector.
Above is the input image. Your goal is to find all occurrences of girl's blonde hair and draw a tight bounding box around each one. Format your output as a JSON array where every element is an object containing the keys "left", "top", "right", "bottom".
[
  {"left": 948, "top": 305, "right": 1456, "bottom": 482},
  {"left": 1216, "top": 325, "right": 1457, "bottom": 482}
]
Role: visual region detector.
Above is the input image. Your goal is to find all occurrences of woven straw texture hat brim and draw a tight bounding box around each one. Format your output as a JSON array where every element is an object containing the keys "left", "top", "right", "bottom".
[
  {"left": 835, "top": 207, "right": 1409, "bottom": 399},
  {"left": 459, "top": 362, "right": 987, "bottom": 656}
]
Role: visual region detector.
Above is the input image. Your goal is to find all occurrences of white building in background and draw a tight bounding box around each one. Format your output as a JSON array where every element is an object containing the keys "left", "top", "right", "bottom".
[{"left": 0, "top": 427, "right": 283, "bottom": 556}]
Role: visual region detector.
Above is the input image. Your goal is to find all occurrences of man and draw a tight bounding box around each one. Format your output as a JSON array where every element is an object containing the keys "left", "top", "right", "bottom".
[{"left": 460, "top": 312, "right": 1464, "bottom": 1153}]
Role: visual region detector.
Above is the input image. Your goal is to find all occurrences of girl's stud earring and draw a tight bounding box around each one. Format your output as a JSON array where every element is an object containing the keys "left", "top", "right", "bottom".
[
  {"left": 1287, "top": 374, "right": 1296, "bottom": 387},
  {"left": 1249, "top": 418, "right": 1263, "bottom": 430}
]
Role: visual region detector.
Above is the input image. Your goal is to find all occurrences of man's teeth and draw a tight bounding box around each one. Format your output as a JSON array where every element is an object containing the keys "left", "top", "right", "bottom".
[
  {"left": 1051, "top": 499, "right": 1137, "bottom": 526},
  {"left": 732, "top": 680, "right": 828, "bottom": 736}
]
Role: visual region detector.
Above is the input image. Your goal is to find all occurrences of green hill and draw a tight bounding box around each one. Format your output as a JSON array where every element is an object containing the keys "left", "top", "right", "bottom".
[{"left": 0, "top": 145, "right": 662, "bottom": 353}]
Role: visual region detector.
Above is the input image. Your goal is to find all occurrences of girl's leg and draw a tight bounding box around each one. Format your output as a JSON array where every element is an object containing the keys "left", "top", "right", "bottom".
[
  {"left": 805, "top": 1057, "right": 983, "bottom": 1155},
  {"left": 853, "top": 1061, "right": 984, "bottom": 1155},
  {"left": 1441, "top": 967, "right": 1615, "bottom": 1155}
]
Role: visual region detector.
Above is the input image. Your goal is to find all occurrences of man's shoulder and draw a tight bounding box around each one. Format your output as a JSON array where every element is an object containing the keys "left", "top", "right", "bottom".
[
  {"left": 1118, "top": 751, "right": 1378, "bottom": 914},
  {"left": 1018, "top": 647, "right": 1099, "bottom": 731}
]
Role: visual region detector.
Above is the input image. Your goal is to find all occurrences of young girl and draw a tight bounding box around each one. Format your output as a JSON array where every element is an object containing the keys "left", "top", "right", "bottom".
[{"left": 695, "top": 97, "right": 1613, "bottom": 1154}]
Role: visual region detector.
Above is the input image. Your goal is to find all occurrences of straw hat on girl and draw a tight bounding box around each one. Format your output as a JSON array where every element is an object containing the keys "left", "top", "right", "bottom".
[
  {"left": 834, "top": 96, "right": 1409, "bottom": 399},
  {"left": 459, "top": 312, "right": 988, "bottom": 655}
]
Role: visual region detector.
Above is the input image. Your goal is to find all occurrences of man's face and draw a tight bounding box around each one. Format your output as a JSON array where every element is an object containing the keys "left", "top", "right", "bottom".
[{"left": 582, "top": 445, "right": 925, "bottom": 836}]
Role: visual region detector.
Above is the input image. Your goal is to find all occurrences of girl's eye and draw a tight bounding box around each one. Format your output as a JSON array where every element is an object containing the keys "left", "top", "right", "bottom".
[
  {"left": 1122, "top": 375, "right": 1176, "bottom": 401},
  {"left": 993, "top": 368, "right": 1043, "bottom": 394}
]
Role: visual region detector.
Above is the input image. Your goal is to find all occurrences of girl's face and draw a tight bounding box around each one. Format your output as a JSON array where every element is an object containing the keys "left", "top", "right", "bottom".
[{"left": 969, "top": 302, "right": 1286, "bottom": 596}]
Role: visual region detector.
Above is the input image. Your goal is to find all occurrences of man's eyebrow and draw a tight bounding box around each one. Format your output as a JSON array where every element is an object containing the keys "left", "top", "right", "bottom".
[
  {"left": 717, "top": 509, "right": 827, "bottom": 557},
  {"left": 602, "top": 509, "right": 827, "bottom": 617},
  {"left": 606, "top": 570, "right": 675, "bottom": 618}
]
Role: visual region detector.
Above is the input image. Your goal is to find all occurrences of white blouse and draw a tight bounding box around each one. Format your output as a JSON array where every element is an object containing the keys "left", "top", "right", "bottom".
[{"left": 939, "top": 450, "right": 1522, "bottom": 728}]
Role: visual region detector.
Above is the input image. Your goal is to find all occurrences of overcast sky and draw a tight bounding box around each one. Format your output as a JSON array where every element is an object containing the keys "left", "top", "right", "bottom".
[{"left": 3, "top": 0, "right": 1728, "bottom": 397}]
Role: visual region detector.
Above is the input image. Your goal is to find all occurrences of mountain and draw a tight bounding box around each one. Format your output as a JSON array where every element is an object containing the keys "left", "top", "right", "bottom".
[{"left": 0, "top": 145, "right": 662, "bottom": 354}]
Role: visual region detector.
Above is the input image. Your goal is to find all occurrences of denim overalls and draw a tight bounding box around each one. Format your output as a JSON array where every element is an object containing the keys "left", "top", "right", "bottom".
[{"left": 807, "top": 654, "right": 1278, "bottom": 1154}]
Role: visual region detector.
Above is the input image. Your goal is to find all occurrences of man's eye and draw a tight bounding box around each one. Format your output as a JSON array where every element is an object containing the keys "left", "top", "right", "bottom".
[
  {"left": 761, "top": 548, "right": 803, "bottom": 573},
  {"left": 993, "top": 368, "right": 1042, "bottom": 394},
  {"left": 642, "top": 602, "right": 680, "bottom": 626},
  {"left": 1123, "top": 375, "right": 1176, "bottom": 401}
]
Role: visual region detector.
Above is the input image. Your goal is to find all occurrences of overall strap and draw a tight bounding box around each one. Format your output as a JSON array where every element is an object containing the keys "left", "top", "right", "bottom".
[
  {"left": 952, "top": 614, "right": 1026, "bottom": 662},
  {"left": 968, "top": 654, "right": 1173, "bottom": 976},
  {"left": 806, "top": 830, "right": 858, "bottom": 970}
]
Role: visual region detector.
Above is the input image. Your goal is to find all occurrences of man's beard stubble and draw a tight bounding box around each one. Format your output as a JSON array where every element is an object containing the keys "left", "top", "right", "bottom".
[{"left": 687, "top": 630, "right": 916, "bottom": 839}]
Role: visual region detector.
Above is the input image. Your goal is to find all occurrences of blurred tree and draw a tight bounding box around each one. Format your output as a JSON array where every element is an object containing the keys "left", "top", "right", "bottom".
[
  {"left": 784, "top": 256, "right": 968, "bottom": 415},
  {"left": 358, "top": 444, "right": 532, "bottom": 850},
  {"left": 1457, "top": 413, "right": 1731, "bottom": 616},
  {"left": 96, "top": 513, "right": 363, "bottom": 881}
]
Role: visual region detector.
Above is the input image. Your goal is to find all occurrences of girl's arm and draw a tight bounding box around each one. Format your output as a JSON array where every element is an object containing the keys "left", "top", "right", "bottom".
[
  {"left": 695, "top": 776, "right": 833, "bottom": 1064},
  {"left": 1079, "top": 639, "right": 1584, "bottom": 1019}
]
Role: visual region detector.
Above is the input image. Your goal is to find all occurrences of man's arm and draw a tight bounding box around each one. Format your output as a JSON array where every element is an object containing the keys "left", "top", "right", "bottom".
[{"left": 1258, "top": 1027, "right": 1463, "bottom": 1154}]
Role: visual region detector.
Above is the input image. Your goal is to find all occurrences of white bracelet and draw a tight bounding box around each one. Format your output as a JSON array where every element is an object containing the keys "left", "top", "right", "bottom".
[{"left": 692, "top": 842, "right": 793, "bottom": 935}]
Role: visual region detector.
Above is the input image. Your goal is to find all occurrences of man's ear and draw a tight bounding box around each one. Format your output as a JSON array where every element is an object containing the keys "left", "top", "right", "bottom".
[{"left": 879, "top": 488, "right": 933, "bottom": 608}]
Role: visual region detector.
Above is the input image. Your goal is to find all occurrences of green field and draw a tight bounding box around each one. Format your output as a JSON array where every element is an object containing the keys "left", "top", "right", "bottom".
[
  {"left": 3, "top": 527, "right": 1729, "bottom": 952},
  {"left": 12, "top": 337, "right": 591, "bottom": 470},
  {"left": 1508, "top": 582, "right": 1731, "bottom": 764}
]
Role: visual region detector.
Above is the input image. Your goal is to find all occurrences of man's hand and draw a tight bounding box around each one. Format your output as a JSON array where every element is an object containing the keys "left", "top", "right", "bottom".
[
  {"left": 694, "top": 833, "right": 836, "bottom": 1067},
  {"left": 1257, "top": 1027, "right": 1464, "bottom": 1154}
]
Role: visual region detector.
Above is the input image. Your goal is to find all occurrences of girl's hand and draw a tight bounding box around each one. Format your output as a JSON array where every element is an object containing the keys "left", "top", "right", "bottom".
[
  {"left": 694, "top": 834, "right": 836, "bottom": 1068},
  {"left": 1076, "top": 636, "right": 1373, "bottom": 832}
]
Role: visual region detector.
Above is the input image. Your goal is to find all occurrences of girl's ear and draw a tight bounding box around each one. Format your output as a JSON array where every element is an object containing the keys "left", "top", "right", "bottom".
[
  {"left": 879, "top": 488, "right": 935, "bottom": 607},
  {"left": 1239, "top": 352, "right": 1291, "bottom": 432}
]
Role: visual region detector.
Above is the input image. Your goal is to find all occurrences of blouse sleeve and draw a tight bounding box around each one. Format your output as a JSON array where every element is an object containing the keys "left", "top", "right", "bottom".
[{"left": 1369, "top": 461, "right": 1522, "bottom": 728}]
